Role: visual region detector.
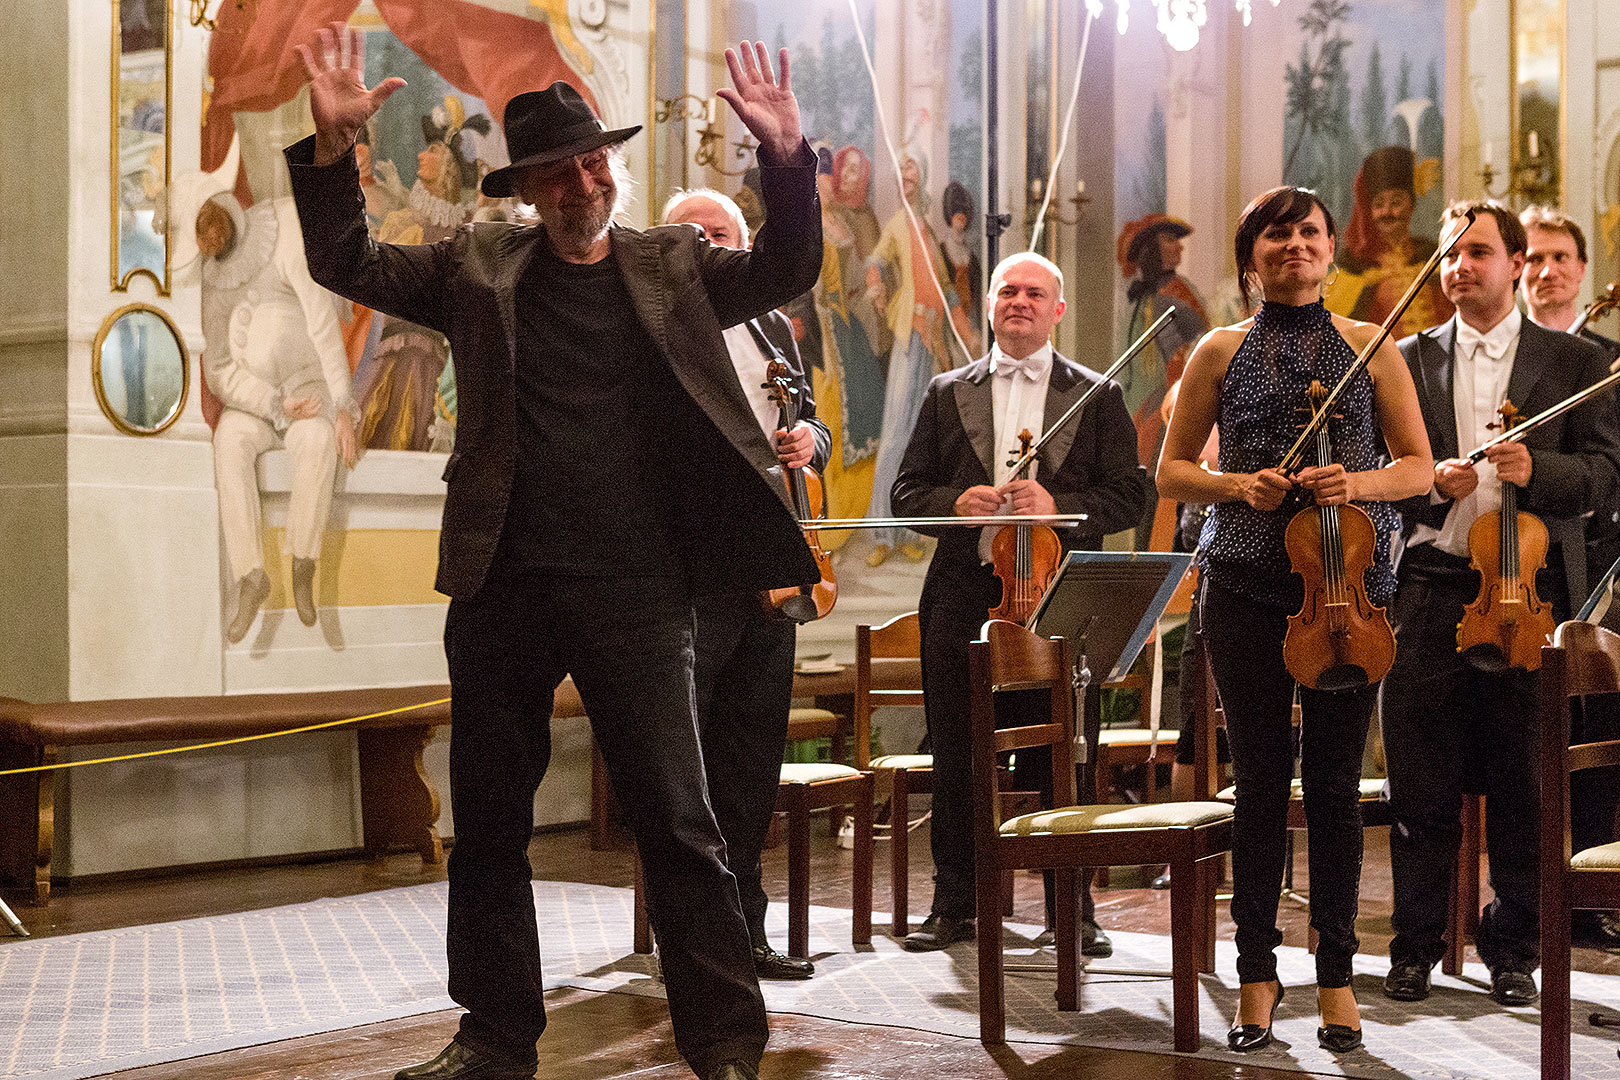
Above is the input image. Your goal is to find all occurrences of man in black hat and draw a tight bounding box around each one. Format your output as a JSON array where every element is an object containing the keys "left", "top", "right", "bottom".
[{"left": 289, "top": 24, "right": 821, "bottom": 1080}]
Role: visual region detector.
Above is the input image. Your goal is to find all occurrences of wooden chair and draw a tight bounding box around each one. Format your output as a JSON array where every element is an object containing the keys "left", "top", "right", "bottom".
[
  {"left": 1539, "top": 621, "right": 1620, "bottom": 1080},
  {"left": 971, "top": 620, "right": 1233, "bottom": 1051},
  {"left": 632, "top": 762, "right": 873, "bottom": 960},
  {"left": 853, "top": 612, "right": 931, "bottom": 935}
]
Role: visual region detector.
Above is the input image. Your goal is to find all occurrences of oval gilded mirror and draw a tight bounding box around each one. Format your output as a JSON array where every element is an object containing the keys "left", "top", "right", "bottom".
[{"left": 92, "top": 304, "right": 189, "bottom": 435}]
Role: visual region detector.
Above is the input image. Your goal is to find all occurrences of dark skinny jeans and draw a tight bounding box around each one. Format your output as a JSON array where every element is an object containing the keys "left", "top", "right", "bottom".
[{"left": 1201, "top": 581, "right": 1377, "bottom": 989}]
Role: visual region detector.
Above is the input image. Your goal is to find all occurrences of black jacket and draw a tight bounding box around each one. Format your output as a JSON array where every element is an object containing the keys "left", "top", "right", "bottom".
[{"left": 284, "top": 136, "right": 825, "bottom": 599}]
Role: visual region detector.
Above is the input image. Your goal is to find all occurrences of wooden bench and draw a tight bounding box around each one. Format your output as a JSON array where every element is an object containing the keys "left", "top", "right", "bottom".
[{"left": 0, "top": 681, "right": 596, "bottom": 905}]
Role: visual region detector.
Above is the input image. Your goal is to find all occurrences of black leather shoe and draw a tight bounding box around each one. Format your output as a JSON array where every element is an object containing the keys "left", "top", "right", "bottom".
[
  {"left": 1150, "top": 867, "right": 1172, "bottom": 890},
  {"left": 704, "top": 1061, "right": 760, "bottom": 1080},
  {"left": 1317, "top": 1024, "right": 1364, "bottom": 1053},
  {"left": 903, "top": 913, "right": 975, "bottom": 951},
  {"left": 394, "top": 1040, "right": 536, "bottom": 1080},
  {"left": 1573, "top": 911, "right": 1620, "bottom": 951},
  {"left": 1081, "top": 922, "right": 1114, "bottom": 958},
  {"left": 1382, "top": 960, "right": 1432, "bottom": 1002},
  {"left": 1488, "top": 966, "right": 1539, "bottom": 1006},
  {"left": 753, "top": 942, "right": 814, "bottom": 979},
  {"left": 1227, "top": 979, "right": 1284, "bottom": 1052}
]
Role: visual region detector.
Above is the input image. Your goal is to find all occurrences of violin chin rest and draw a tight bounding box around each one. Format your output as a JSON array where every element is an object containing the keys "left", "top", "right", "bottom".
[
  {"left": 1313, "top": 664, "right": 1370, "bottom": 693},
  {"left": 1459, "top": 643, "right": 1510, "bottom": 674},
  {"left": 779, "top": 594, "right": 819, "bottom": 624}
]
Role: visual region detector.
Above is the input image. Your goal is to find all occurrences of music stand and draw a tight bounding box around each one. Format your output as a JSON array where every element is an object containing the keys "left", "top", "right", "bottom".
[
  {"left": 1026, "top": 551, "right": 1194, "bottom": 761},
  {"left": 1580, "top": 554, "right": 1620, "bottom": 633}
]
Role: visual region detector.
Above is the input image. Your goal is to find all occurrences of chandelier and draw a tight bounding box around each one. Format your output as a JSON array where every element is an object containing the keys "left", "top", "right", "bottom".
[{"left": 1087, "top": 0, "right": 1280, "bottom": 52}]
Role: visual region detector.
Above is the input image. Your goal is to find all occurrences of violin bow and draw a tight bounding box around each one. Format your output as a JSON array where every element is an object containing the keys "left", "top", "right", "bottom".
[
  {"left": 1568, "top": 281, "right": 1618, "bottom": 338},
  {"left": 799, "top": 514, "right": 1089, "bottom": 530},
  {"left": 1464, "top": 368, "right": 1620, "bottom": 463},
  {"left": 1002, "top": 305, "right": 1179, "bottom": 483},
  {"left": 1276, "top": 208, "right": 1477, "bottom": 473}
]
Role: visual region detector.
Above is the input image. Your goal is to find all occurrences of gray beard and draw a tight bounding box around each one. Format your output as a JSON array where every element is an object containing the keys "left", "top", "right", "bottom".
[{"left": 548, "top": 200, "right": 613, "bottom": 254}]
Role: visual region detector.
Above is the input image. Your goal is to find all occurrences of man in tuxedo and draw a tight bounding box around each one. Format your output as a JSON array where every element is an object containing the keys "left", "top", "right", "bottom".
[
  {"left": 1521, "top": 205, "right": 1620, "bottom": 949},
  {"left": 662, "top": 188, "right": 829, "bottom": 980},
  {"left": 289, "top": 28, "right": 820, "bottom": 1080},
  {"left": 890, "top": 252, "right": 1147, "bottom": 951},
  {"left": 1382, "top": 201, "right": 1620, "bottom": 1007}
]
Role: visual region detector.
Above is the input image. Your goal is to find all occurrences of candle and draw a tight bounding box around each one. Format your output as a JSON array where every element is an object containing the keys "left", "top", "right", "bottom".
[
  {"left": 1076, "top": 179, "right": 1086, "bottom": 197},
  {"left": 1483, "top": 140, "right": 1494, "bottom": 168},
  {"left": 1528, "top": 130, "right": 1540, "bottom": 159}
]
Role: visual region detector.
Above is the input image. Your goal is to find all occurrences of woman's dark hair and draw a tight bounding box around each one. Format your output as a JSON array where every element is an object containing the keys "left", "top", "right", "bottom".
[{"left": 1234, "top": 186, "right": 1337, "bottom": 309}]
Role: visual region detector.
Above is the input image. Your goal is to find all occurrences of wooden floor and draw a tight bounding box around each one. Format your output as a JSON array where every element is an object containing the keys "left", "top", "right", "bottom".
[{"left": 9, "top": 817, "right": 1620, "bottom": 1080}]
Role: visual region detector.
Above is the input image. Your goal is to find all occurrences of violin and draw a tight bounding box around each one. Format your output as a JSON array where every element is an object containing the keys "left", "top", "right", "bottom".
[
  {"left": 988, "top": 429, "right": 1061, "bottom": 624},
  {"left": 1569, "top": 281, "right": 1618, "bottom": 338},
  {"left": 761, "top": 359, "right": 837, "bottom": 623},
  {"left": 1282, "top": 380, "right": 1396, "bottom": 690},
  {"left": 1457, "top": 400, "right": 1554, "bottom": 671}
]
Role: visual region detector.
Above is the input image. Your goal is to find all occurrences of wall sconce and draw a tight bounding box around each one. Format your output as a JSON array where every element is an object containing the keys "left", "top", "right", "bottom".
[
  {"left": 655, "top": 94, "right": 757, "bottom": 177},
  {"left": 1480, "top": 131, "right": 1557, "bottom": 206},
  {"left": 1026, "top": 175, "right": 1091, "bottom": 228}
]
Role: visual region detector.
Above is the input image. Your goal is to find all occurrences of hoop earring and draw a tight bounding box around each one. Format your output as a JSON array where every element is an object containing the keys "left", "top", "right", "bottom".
[{"left": 1325, "top": 263, "right": 1340, "bottom": 289}]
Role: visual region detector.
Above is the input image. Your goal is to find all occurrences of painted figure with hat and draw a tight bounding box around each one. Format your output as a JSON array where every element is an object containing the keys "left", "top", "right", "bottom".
[
  {"left": 288, "top": 24, "right": 820, "bottom": 1080},
  {"left": 1117, "top": 212, "right": 1210, "bottom": 542},
  {"left": 1324, "top": 144, "right": 1453, "bottom": 338}
]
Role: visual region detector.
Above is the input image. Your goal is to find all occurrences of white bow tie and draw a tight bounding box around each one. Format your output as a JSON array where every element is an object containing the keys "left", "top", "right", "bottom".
[{"left": 997, "top": 353, "right": 1047, "bottom": 380}]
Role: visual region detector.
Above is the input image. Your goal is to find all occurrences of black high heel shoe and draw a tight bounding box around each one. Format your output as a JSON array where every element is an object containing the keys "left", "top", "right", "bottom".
[
  {"left": 1316, "top": 987, "right": 1363, "bottom": 1053},
  {"left": 1227, "top": 979, "right": 1284, "bottom": 1052}
]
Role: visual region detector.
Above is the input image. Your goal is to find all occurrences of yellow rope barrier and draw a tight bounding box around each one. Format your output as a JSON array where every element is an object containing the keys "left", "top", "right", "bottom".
[{"left": 0, "top": 697, "right": 452, "bottom": 776}]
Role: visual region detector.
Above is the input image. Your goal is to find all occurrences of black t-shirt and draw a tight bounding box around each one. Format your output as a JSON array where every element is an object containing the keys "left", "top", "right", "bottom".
[{"left": 500, "top": 242, "right": 681, "bottom": 575}]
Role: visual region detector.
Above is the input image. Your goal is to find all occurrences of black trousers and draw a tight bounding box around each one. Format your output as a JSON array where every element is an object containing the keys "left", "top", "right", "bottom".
[
  {"left": 919, "top": 560, "right": 1100, "bottom": 924},
  {"left": 1382, "top": 547, "right": 1542, "bottom": 973},
  {"left": 692, "top": 592, "right": 797, "bottom": 946},
  {"left": 1201, "top": 582, "right": 1376, "bottom": 989},
  {"left": 443, "top": 571, "right": 766, "bottom": 1077}
]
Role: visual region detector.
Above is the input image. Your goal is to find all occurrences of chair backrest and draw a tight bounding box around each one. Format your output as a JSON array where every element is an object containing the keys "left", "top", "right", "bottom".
[
  {"left": 853, "top": 611, "right": 924, "bottom": 768},
  {"left": 968, "top": 621, "right": 1076, "bottom": 843},
  {"left": 1540, "top": 622, "right": 1620, "bottom": 875}
]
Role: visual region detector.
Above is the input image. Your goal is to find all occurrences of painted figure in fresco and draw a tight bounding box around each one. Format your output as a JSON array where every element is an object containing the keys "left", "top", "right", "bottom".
[
  {"left": 863, "top": 147, "right": 976, "bottom": 566},
  {"left": 663, "top": 187, "right": 830, "bottom": 982},
  {"left": 292, "top": 30, "right": 818, "bottom": 1080},
  {"left": 196, "top": 193, "right": 359, "bottom": 642},
  {"left": 1117, "top": 213, "right": 1210, "bottom": 473},
  {"left": 1325, "top": 145, "right": 1453, "bottom": 338},
  {"left": 939, "top": 180, "right": 982, "bottom": 332},
  {"left": 354, "top": 97, "right": 487, "bottom": 453}
]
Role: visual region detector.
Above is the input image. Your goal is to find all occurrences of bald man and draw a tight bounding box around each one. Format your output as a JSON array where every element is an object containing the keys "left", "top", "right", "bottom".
[{"left": 662, "top": 189, "right": 831, "bottom": 978}]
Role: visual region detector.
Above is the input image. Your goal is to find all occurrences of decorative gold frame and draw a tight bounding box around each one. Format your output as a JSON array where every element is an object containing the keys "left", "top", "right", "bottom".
[
  {"left": 91, "top": 303, "right": 190, "bottom": 436},
  {"left": 111, "top": 0, "right": 174, "bottom": 295}
]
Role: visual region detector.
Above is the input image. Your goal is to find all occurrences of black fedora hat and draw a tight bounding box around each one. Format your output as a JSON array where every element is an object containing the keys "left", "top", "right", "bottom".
[{"left": 480, "top": 82, "right": 641, "bottom": 199}]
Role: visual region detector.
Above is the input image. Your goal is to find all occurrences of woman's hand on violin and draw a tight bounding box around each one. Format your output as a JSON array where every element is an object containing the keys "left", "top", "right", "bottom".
[
  {"left": 1434, "top": 458, "right": 1479, "bottom": 500},
  {"left": 1484, "top": 441, "right": 1532, "bottom": 486},
  {"left": 1295, "top": 464, "right": 1354, "bottom": 505},
  {"left": 773, "top": 423, "right": 815, "bottom": 469},
  {"left": 1238, "top": 469, "right": 1293, "bottom": 511},
  {"left": 1000, "top": 478, "right": 1057, "bottom": 516},
  {"left": 955, "top": 485, "right": 1004, "bottom": 517}
]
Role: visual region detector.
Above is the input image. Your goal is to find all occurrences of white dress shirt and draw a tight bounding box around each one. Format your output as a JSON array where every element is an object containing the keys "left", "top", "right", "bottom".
[
  {"left": 1411, "top": 308, "right": 1522, "bottom": 557},
  {"left": 979, "top": 342, "right": 1054, "bottom": 562},
  {"left": 723, "top": 322, "right": 783, "bottom": 441}
]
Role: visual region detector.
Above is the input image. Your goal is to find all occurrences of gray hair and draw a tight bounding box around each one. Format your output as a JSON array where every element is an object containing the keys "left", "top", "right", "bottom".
[
  {"left": 660, "top": 187, "right": 750, "bottom": 247},
  {"left": 987, "top": 251, "right": 1065, "bottom": 302}
]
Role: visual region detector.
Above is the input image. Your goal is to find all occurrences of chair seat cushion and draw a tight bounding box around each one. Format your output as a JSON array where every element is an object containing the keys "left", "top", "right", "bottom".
[
  {"left": 1000, "top": 800, "right": 1233, "bottom": 836},
  {"left": 1571, "top": 842, "right": 1620, "bottom": 869},
  {"left": 1215, "top": 778, "right": 1386, "bottom": 803},
  {"left": 1098, "top": 728, "right": 1173, "bottom": 746},
  {"left": 779, "top": 762, "right": 862, "bottom": 785},
  {"left": 787, "top": 707, "right": 839, "bottom": 724},
  {"left": 869, "top": 754, "right": 934, "bottom": 770}
]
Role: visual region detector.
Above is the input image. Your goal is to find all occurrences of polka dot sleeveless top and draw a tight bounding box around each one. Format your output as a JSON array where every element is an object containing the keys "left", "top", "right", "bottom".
[{"left": 1198, "top": 299, "right": 1398, "bottom": 611}]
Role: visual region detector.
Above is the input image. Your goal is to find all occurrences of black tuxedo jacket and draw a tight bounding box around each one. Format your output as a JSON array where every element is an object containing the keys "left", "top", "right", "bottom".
[
  {"left": 285, "top": 136, "right": 824, "bottom": 600},
  {"left": 1397, "top": 314, "right": 1620, "bottom": 608},
  {"left": 891, "top": 352, "right": 1146, "bottom": 581}
]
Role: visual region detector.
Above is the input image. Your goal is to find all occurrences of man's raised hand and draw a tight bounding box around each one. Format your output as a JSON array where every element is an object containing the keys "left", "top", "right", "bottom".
[
  {"left": 295, "top": 22, "right": 405, "bottom": 166},
  {"left": 715, "top": 42, "right": 802, "bottom": 160}
]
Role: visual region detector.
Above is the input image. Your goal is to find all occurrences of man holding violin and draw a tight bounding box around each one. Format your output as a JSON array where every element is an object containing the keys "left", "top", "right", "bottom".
[
  {"left": 287, "top": 26, "right": 822, "bottom": 1080},
  {"left": 1382, "top": 200, "right": 1620, "bottom": 1008},
  {"left": 890, "top": 252, "right": 1146, "bottom": 952},
  {"left": 662, "top": 188, "right": 829, "bottom": 981}
]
